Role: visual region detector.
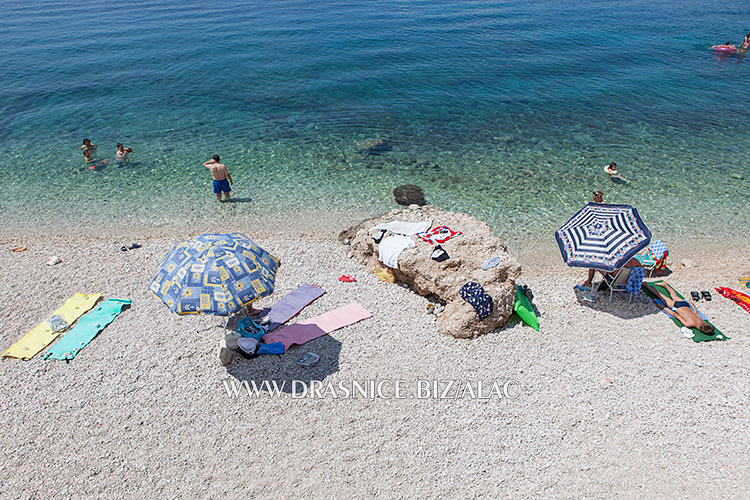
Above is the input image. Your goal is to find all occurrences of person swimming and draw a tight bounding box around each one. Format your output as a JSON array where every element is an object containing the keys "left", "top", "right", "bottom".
[
  {"left": 80, "top": 138, "right": 96, "bottom": 162},
  {"left": 739, "top": 33, "right": 750, "bottom": 52},
  {"left": 115, "top": 143, "right": 133, "bottom": 164},
  {"left": 712, "top": 41, "right": 738, "bottom": 51},
  {"left": 604, "top": 162, "right": 630, "bottom": 183},
  {"left": 592, "top": 190, "right": 606, "bottom": 203}
]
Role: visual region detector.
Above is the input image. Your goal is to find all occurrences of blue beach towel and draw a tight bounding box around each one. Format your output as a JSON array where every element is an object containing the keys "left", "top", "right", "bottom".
[
  {"left": 625, "top": 267, "right": 645, "bottom": 296},
  {"left": 257, "top": 342, "right": 285, "bottom": 355}
]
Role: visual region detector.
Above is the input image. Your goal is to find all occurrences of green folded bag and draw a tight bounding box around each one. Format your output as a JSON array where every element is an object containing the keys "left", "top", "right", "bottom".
[{"left": 514, "top": 285, "right": 539, "bottom": 331}]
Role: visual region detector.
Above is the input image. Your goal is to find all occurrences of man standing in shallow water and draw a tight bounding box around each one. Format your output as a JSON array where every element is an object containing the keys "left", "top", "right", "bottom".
[{"left": 203, "top": 154, "right": 233, "bottom": 202}]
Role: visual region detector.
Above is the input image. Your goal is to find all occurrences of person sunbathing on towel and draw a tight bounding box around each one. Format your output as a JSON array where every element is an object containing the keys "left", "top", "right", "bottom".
[{"left": 642, "top": 282, "right": 715, "bottom": 335}]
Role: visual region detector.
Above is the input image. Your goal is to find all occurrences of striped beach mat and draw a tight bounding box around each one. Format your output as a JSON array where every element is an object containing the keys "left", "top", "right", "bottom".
[
  {"left": 44, "top": 299, "right": 131, "bottom": 361},
  {"left": 3, "top": 293, "right": 101, "bottom": 360}
]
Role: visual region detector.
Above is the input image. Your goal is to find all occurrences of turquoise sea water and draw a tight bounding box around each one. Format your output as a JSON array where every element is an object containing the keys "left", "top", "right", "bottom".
[{"left": 1, "top": 0, "right": 749, "bottom": 241}]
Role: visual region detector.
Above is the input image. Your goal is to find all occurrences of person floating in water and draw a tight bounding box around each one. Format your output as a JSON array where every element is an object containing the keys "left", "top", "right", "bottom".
[
  {"left": 592, "top": 190, "right": 606, "bottom": 203},
  {"left": 203, "top": 154, "right": 233, "bottom": 202},
  {"left": 711, "top": 41, "right": 737, "bottom": 51},
  {"left": 80, "top": 138, "right": 96, "bottom": 162},
  {"left": 604, "top": 162, "right": 630, "bottom": 183},
  {"left": 115, "top": 143, "right": 133, "bottom": 164}
]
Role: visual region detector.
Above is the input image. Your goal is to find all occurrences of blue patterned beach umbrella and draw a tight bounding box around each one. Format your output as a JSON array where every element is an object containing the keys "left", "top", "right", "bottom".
[
  {"left": 150, "top": 233, "right": 280, "bottom": 316},
  {"left": 555, "top": 203, "right": 651, "bottom": 272}
]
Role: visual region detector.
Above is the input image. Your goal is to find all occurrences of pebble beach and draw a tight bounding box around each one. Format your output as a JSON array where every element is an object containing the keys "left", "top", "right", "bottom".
[{"left": 1, "top": 221, "right": 748, "bottom": 499}]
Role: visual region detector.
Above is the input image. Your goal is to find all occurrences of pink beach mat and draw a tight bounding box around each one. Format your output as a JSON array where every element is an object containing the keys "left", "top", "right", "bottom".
[{"left": 262, "top": 303, "right": 372, "bottom": 351}]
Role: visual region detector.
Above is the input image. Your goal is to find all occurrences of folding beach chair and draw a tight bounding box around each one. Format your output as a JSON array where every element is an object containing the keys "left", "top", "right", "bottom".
[
  {"left": 601, "top": 267, "right": 645, "bottom": 302},
  {"left": 635, "top": 239, "right": 669, "bottom": 277}
]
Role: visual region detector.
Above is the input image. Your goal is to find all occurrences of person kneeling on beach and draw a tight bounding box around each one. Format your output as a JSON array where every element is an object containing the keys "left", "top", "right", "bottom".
[
  {"left": 642, "top": 282, "right": 715, "bottom": 336},
  {"left": 203, "top": 154, "right": 233, "bottom": 202}
]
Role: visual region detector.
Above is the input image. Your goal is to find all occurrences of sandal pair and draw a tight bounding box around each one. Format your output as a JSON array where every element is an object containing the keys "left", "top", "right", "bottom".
[{"left": 691, "top": 290, "right": 712, "bottom": 301}]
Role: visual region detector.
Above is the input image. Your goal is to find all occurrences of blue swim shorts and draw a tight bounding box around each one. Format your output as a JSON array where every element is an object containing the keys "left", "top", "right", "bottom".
[{"left": 213, "top": 179, "right": 231, "bottom": 193}]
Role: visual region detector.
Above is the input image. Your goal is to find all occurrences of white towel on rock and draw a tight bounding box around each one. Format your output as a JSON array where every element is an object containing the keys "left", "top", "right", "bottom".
[
  {"left": 371, "top": 219, "right": 432, "bottom": 236},
  {"left": 378, "top": 236, "right": 415, "bottom": 269}
]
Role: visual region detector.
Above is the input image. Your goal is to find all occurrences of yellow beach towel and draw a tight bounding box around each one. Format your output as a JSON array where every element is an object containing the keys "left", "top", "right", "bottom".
[{"left": 2, "top": 293, "right": 101, "bottom": 360}]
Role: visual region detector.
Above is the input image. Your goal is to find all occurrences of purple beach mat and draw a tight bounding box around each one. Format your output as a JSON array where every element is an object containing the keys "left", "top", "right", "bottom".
[{"left": 260, "top": 284, "right": 326, "bottom": 332}]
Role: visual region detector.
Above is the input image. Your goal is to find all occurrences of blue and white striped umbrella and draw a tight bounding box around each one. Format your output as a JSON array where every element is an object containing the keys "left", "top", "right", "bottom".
[
  {"left": 149, "top": 233, "right": 280, "bottom": 316},
  {"left": 555, "top": 203, "right": 651, "bottom": 272}
]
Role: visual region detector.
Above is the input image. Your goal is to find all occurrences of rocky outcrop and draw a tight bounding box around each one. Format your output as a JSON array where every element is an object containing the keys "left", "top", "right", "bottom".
[
  {"left": 355, "top": 138, "right": 391, "bottom": 154},
  {"left": 393, "top": 184, "right": 426, "bottom": 206},
  {"left": 346, "top": 206, "right": 521, "bottom": 338}
]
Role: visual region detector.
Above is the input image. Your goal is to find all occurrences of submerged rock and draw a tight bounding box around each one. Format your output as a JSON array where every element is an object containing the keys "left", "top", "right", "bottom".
[
  {"left": 355, "top": 138, "right": 391, "bottom": 154},
  {"left": 393, "top": 184, "right": 426, "bottom": 206},
  {"left": 346, "top": 206, "right": 522, "bottom": 338}
]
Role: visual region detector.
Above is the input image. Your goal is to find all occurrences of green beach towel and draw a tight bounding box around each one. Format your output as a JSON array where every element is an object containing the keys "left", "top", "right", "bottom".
[
  {"left": 514, "top": 285, "right": 540, "bottom": 331},
  {"left": 642, "top": 281, "right": 726, "bottom": 343},
  {"left": 44, "top": 299, "right": 131, "bottom": 361}
]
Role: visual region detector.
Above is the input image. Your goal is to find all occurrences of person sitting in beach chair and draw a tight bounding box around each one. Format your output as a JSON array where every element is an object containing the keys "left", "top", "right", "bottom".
[
  {"left": 576, "top": 256, "right": 642, "bottom": 292},
  {"left": 642, "top": 282, "right": 715, "bottom": 336},
  {"left": 600, "top": 266, "right": 645, "bottom": 302}
]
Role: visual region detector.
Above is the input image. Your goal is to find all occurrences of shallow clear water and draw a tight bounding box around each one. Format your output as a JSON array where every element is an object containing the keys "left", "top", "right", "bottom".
[{"left": 1, "top": 0, "right": 749, "bottom": 241}]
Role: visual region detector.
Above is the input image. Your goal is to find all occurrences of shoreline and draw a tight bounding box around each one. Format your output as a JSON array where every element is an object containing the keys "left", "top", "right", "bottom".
[{"left": 3, "top": 208, "right": 748, "bottom": 264}]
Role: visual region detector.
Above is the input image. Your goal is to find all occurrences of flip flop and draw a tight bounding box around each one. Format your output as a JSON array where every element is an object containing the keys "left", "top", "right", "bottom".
[
  {"left": 481, "top": 257, "right": 501, "bottom": 270},
  {"left": 430, "top": 245, "right": 449, "bottom": 262},
  {"left": 701, "top": 290, "right": 712, "bottom": 301},
  {"left": 128, "top": 243, "right": 142, "bottom": 250},
  {"left": 574, "top": 284, "right": 591, "bottom": 292},
  {"left": 338, "top": 274, "right": 356, "bottom": 282},
  {"left": 691, "top": 291, "right": 701, "bottom": 301},
  {"left": 582, "top": 292, "right": 597, "bottom": 304}
]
